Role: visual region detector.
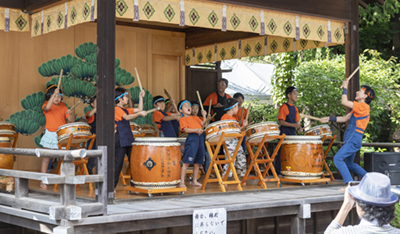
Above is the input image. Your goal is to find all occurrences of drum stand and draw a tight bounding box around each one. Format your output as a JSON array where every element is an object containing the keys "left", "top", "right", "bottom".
[
  {"left": 321, "top": 135, "right": 336, "bottom": 181},
  {"left": 54, "top": 134, "right": 96, "bottom": 190},
  {"left": 241, "top": 134, "right": 286, "bottom": 189},
  {"left": 0, "top": 133, "right": 19, "bottom": 193},
  {"left": 201, "top": 132, "right": 245, "bottom": 192}
]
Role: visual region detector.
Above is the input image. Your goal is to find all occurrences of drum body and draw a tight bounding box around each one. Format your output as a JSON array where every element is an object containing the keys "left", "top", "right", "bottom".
[
  {"left": 139, "top": 124, "right": 157, "bottom": 137},
  {"left": 131, "top": 137, "right": 181, "bottom": 189},
  {"left": 130, "top": 122, "right": 142, "bottom": 136},
  {"left": 57, "top": 123, "right": 92, "bottom": 144},
  {"left": 305, "top": 124, "right": 332, "bottom": 137},
  {"left": 245, "top": 122, "right": 280, "bottom": 144},
  {"left": 0, "top": 137, "right": 14, "bottom": 169},
  {"left": 205, "top": 120, "right": 241, "bottom": 143},
  {"left": 280, "top": 136, "right": 323, "bottom": 180},
  {"left": 0, "top": 121, "right": 16, "bottom": 135}
]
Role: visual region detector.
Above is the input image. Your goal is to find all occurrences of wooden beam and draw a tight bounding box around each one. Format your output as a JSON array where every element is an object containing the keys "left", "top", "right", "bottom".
[
  {"left": 97, "top": 0, "right": 116, "bottom": 204},
  {"left": 185, "top": 28, "right": 257, "bottom": 48},
  {"left": 25, "top": 0, "right": 70, "bottom": 13},
  {"left": 359, "top": 0, "right": 369, "bottom": 8},
  {"left": 209, "top": 0, "right": 352, "bottom": 21},
  {"left": 0, "top": 0, "right": 26, "bottom": 9}
]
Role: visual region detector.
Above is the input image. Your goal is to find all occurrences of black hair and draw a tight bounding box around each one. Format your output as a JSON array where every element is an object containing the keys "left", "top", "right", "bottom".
[
  {"left": 115, "top": 87, "right": 127, "bottom": 104},
  {"left": 285, "top": 86, "right": 297, "bottom": 99},
  {"left": 361, "top": 85, "right": 375, "bottom": 105},
  {"left": 45, "top": 85, "right": 62, "bottom": 101},
  {"left": 355, "top": 199, "right": 396, "bottom": 226},
  {"left": 89, "top": 96, "right": 96, "bottom": 106},
  {"left": 224, "top": 98, "right": 239, "bottom": 111},
  {"left": 153, "top": 95, "right": 165, "bottom": 106},
  {"left": 218, "top": 78, "right": 229, "bottom": 86},
  {"left": 233, "top": 93, "right": 244, "bottom": 100}
]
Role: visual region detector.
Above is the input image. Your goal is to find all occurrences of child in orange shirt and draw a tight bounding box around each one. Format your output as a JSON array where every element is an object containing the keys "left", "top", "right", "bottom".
[
  {"left": 114, "top": 87, "right": 147, "bottom": 188},
  {"left": 221, "top": 98, "right": 248, "bottom": 177},
  {"left": 40, "top": 85, "right": 75, "bottom": 188},
  {"left": 153, "top": 96, "right": 180, "bottom": 137},
  {"left": 85, "top": 96, "right": 97, "bottom": 174},
  {"left": 178, "top": 100, "right": 207, "bottom": 187}
]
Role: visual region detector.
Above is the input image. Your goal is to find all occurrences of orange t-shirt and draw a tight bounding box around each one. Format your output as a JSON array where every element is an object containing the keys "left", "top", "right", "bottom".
[
  {"left": 278, "top": 103, "right": 300, "bottom": 122},
  {"left": 114, "top": 107, "right": 134, "bottom": 128},
  {"left": 42, "top": 101, "right": 69, "bottom": 132},
  {"left": 233, "top": 107, "right": 248, "bottom": 123},
  {"left": 179, "top": 116, "right": 202, "bottom": 133},
  {"left": 86, "top": 111, "right": 95, "bottom": 124},
  {"left": 221, "top": 113, "right": 236, "bottom": 121},
  {"left": 204, "top": 92, "right": 232, "bottom": 120},
  {"left": 351, "top": 101, "right": 370, "bottom": 134},
  {"left": 153, "top": 110, "right": 172, "bottom": 129}
]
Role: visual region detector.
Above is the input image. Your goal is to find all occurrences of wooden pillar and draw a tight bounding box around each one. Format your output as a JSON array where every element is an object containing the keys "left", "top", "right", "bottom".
[
  {"left": 97, "top": 0, "right": 116, "bottom": 203},
  {"left": 345, "top": 0, "right": 360, "bottom": 165}
]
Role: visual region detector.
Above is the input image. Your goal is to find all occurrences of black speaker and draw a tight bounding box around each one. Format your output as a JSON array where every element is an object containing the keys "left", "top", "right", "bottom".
[{"left": 364, "top": 152, "right": 400, "bottom": 185}]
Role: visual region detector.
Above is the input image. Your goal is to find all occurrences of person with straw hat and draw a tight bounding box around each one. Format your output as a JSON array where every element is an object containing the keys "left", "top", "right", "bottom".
[{"left": 324, "top": 172, "right": 399, "bottom": 234}]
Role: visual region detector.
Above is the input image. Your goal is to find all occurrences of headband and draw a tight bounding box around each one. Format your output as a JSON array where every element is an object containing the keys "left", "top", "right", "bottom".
[
  {"left": 46, "top": 84, "right": 57, "bottom": 92},
  {"left": 153, "top": 97, "right": 165, "bottom": 105},
  {"left": 165, "top": 100, "right": 170, "bottom": 105},
  {"left": 224, "top": 101, "right": 238, "bottom": 111},
  {"left": 288, "top": 88, "right": 297, "bottom": 94},
  {"left": 361, "top": 87, "right": 374, "bottom": 100},
  {"left": 179, "top": 100, "right": 191, "bottom": 111},
  {"left": 115, "top": 92, "right": 128, "bottom": 101},
  {"left": 192, "top": 103, "right": 200, "bottom": 107}
]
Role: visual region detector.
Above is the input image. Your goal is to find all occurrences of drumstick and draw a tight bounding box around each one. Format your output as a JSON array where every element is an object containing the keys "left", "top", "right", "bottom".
[
  {"left": 164, "top": 89, "right": 178, "bottom": 113},
  {"left": 245, "top": 103, "right": 251, "bottom": 122},
  {"left": 340, "top": 66, "right": 359, "bottom": 88},
  {"left": 144, "top": 107, "right": 160, "bottom": 115},
  {"left": 134, "top": 68, "right": 143, "bottom": 93},
  {"left": 300, "top": 113, "right": 322, "bottom": 122},
  {"left": 58, "top": 69, "right": 63, "bottom": 89},
  {"left": 196, "top": 91, "right": 204, "bottom": 111},
  {"left": 164, "top": 89, "right": 172, "bottom": 100},
  {"left": 238, "top": 106, "right": 245, "bottom": 125},
  {"left": 207, "top": 99, "right": 212, "bottom": 118},
  {"left": 69, "top": 101, "right": 81, "bottom": 111}
]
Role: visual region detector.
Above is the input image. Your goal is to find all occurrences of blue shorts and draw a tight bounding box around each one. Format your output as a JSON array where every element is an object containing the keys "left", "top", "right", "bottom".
[{"left": 182, "top": 133, "right": 205, "bottom": 165}]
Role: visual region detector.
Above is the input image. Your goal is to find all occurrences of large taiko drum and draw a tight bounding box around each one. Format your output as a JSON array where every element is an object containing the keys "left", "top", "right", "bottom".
[
  {"left": 305, "top": 124, "right": 332, "bottom": 137},
  {"left": 0, "top": 137, "right": 14, "bottom": 169},
  {"left": 139, "top": 124, "right": 157, "bottom": 137},
  {"left": 245, "top": 122, "right": 280, "bottom": 144},
  {"left": 280, "top": 136, "right": 324, "bottom": 180},
  {"left": 0, "top": 121, "right": 16, "bottom": 135},
  {"left": 205, "top": 120, "right": 241, "bottom": 143},
  {"left": 57, "top": 122, "right": 92, "bottom": 144},
  {"left": 130, "top": 122, "right": 142, "bottom": 136},
  {"left": 131, "top": 137, "right": 181, "bottom": 189}
]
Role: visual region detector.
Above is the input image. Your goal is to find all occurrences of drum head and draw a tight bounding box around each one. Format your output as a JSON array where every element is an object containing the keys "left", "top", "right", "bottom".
[
  {"left": 206, "top": 130, "right": 241, "bottom": 143},
  {"left": 57, "top": 122, "right": 90, "bottom": 131},
  {"left": 0, "top": 137, "right": 11, "bottom": 142},
  {"left": 283, "top": 135, "right": 322, "bottom": 144},
  {"left": 245, "top": 121, "right": 278, "bottom": 131},
  {"left": 205, "top": 120, "right": 237, "bottom": 130},
  {"left": 133, "top": 137, "right": 180, "bottom": 146},
  {"left": 246, "top": 132, "right": 280, "bottom": 144},
  {"left": 58, "top": 135, "right": 92, "bottom": 145}
]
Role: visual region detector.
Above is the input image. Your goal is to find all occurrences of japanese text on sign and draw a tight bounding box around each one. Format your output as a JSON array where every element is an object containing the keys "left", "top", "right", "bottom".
[{"left": 193, "top": 208, "right": 226, "bottom": 234}]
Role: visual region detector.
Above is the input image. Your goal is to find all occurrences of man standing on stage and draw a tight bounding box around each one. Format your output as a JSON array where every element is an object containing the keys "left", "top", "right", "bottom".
[{"left": 204, "top": 78, "right": 232, "bottom": 122}]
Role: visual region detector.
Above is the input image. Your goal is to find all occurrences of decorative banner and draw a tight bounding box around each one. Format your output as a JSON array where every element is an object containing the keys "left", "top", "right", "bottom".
[
  {"left": 185, "top": 35, "right": 341, "bottom": 66},
  {"left": 0, "top": 7, "right": 30, "bottom": 32}
]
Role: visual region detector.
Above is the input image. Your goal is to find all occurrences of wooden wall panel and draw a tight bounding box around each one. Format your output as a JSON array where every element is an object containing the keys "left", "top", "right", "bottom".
[{"left": 0, "top": 24, "right": 185, "bottom": 171}]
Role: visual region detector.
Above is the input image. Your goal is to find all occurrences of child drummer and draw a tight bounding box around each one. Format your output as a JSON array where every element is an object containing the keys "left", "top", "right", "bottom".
[
  {"left": 85, "top": 96, "right": 97, "bottom": 174},
  {"left": 153, "top": 96, "right": 181, "bottom": 137},
  {"left": 178, "top": 100, "right": 207, "bottom": 187},
  {"left": 114, "top": 88, "right": 147, "bottom": 189},
  {"left": 221, "top": 98, "right": 248, "bottom": 178},
  {"left": 232, "top": 92, "right": 248, "bottom": 153},
  {"left": 321, "top": 80, "right": 375, "bottom": 190},
  {"left": 275, "top": 86, "right": 303, "bottom": 175}
]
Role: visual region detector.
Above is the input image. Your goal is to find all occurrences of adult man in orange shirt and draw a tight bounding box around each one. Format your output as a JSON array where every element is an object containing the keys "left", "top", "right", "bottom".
[{"left": 204, "top": 78, "right": 232, "bottom": 122}]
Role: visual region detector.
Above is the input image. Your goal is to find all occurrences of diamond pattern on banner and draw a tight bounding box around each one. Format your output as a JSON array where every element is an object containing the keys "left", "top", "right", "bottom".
[
  {"left": 163, "top": 4, "right": 175, "bottom": 22},
  {"left": 334, "top": 28, "right": 342, "bottom": 42},
  {"left": 197, "top": 52, "right": 203, "bottom": 63},
  {"left": 206, "top": 50, "right": 212, "bottom": 62},
  {"left": 208, "top": 11, "right": 218, "bottom": 27},
  {"left": 303, "top": 24, "right": 311, "bottom": 38},
  {"left": 33, "top": 19, "right": 40, "bottom": 35},
  {"left": 248, "top": 16, "right": 258, "bottom": 31},
  {"left": 220, "top": 48, "right": 226, "bottom": 59},
  {"left": 57, "top": 12, "right": 64, "bottom": 28},
  {"left": 283, "top": 38, "right": 290, "bottom": 51},
  {"left": 116, "top": 0, "right": 128, "bottom": 17},
  {"left": 283, "top": 21, "right": 292, "bottom": 36},
  {"left": 185, "top": 53, "right": 191, "bottom": 65},
  {"left": 313, "top": 40, "right": 320, "bottom": 47},
  {"left": 270, "top": 40, "right": 278, "bottom": 53},
  {"left": 230, "top": 14, "right": 240, "bottom": 30},
  {"left": 46, "top": 15, "right": 51, "bottom": 32},
  {"left": 317, "top": 26, "right": 325, "bottom": 39},
  {"left": 254, "top": 42, "right": 262, "bottom": 55},
  {"left": 300, "top": 39, "right": 308, "bottom": 48},
  {"left": 243, "top": 44, "right": 251, "bottom": 56},
  {"left": 143, "top": 2, "right": 155, "bottom": 20},
  {"left": 189, "top": 8, "right": 200, "bottom": 25},
  {"left": 70, "top": 7, "right": 77, "bottom": 24},
  {"left": 82, "top": 3, "right": 90, "bottom": 20},
  {"left": 15, "top": 16, "right": 27, "bottom": 30},
  {"left": 267, "top": 19, "right": 277, "bottom": 34},
  {"left": 230, "top": 46, "right": 237, "bottom": 58}
]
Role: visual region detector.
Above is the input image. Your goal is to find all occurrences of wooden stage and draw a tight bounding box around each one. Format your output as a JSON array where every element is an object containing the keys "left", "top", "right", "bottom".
[{"left": 1, "top": 171, "right": 349, "bottom": 234}]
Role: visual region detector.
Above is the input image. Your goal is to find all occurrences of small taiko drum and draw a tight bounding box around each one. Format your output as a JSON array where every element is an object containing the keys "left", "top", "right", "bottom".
[
  {"left": 57, "top": 122, "right": 92, "bottom": 144},
  {"left": 305, "top": 124, "right": 332, "bottom": 137},
  {"left": 280, "top": 136, "right": 324, "bottom": 180},
  {"left": 131, "top": 137, "right": 181, "bottom": 189},
  {"left": 0, "top": 137, "right": 14, "bottom": 169},
  {"left": 0, "top": 121, "right": 16, "bottom": 135},
  {"left": 139, "top": 124, "right": 157, "bottom": 137},
  {"left": 130, "top": 122, "right": 142, "bottom": 136},
  {"left": 205, "top": 120, "right": 241, "bottom": 143},
  {"left": 245, "top": 122, "right": 280, "bottom": 144}
]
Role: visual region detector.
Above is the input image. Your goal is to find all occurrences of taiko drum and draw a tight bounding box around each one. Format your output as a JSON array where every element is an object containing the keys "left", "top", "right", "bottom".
[
  {"left": 57, "top": 122, "right": 92, "bottom": 144},
  {"left": 131, "top": 137, "right": 181, "bottom": 189},
  {"left": 130, "top": 122, "right": 142, "bottom": 136},
  {"left": 0, "top": 137, "right": 14, "bottom": 169},
  {"left": 0, "top": 121, "right": 16, "bottom": 135},
  {"left": 305, "top": 124, "right": 332, "bottom": 137},
  {"left": 139, "top": 124, "right": 157, "bottom": 137},
  {"left": 280, "top": 136, "right": 324, "bottom": 180},
  {"left": 245, "top": 122, "right": 280, "bottom": 144},
  {"left": 205, "top": 120, "right": 241, "bottom": 143}
]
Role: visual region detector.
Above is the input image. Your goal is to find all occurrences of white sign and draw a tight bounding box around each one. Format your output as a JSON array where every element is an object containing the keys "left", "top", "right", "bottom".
[{"left": 193, "top": 208, "right": 227, "bottom": 234}]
